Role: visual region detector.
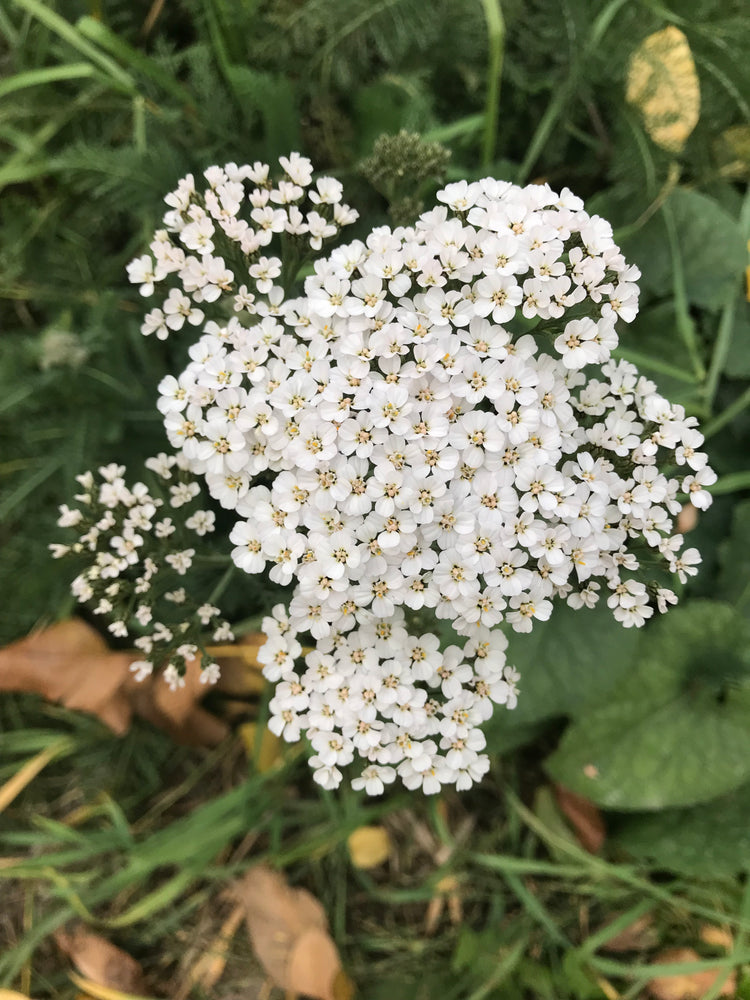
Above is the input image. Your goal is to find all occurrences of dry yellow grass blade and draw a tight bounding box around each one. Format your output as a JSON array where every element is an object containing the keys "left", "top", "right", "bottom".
[
  {"left": 626, "top": 26, "right": 700, "bottom": 152},
  {"left": 0, "top": 990, "right": 36, "bottom": 1000},
  {"left": 173, "top": 903, "right": 246, "bottom": 1000},
  {"left": 0, "top": 738, "right": 73, "bottom": 814},
  {"left": 67, "top": 973, "right": 157, "bottom": 1000}
]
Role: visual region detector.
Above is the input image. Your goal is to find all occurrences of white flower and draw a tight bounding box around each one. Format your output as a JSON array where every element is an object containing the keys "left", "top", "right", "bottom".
[
  {"left": 165, "top": 548, "right": 195, "bottom": 575},
  {"left": 185, "top": 509, "right": 216, "bottom": 535},
  {"left": 130, "top": 660, "right": 154, "bottom": 682},
  {"left": 106, "top": 158, "right": 718, "bottom": 795}
]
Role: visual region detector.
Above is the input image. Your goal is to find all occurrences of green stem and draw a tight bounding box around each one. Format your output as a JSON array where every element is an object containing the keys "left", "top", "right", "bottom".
[
  {"left": 662, "top": 201, "right": 706, "bottom": 381},
  {"left": 516, "top": 83, "right": 570, "bottom": 186},
  {"left": 208, "top": 563, "right": 236, "bottom": 604},
  {"left": 709, "top": 470, "right": 750, "bottom": 496},
  {"left": 702, "top": 384, "right": 750, "bottom": 440},
  {"left": 480, "top": 0, "right": 505, "bottom": 170},
  {"left": 613, "top": 347, "right": 698, "bottom": 384},
  {"left": 704, "top": 294, "right": 737, "bottom": 411}
]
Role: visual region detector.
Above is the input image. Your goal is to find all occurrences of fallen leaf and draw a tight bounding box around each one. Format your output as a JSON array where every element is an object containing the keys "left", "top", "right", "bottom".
[
  {"left": 626, "top": 26, "right": 700, "bottom": 153},
  {"left": 231, "top": 864, "right": 352, "bottom": 1000},
  {"left": 647, "top": 948, "right": 735, "bottom": 1000},
  {"left": 0, "top": 620, "right": 135, "bottom": 734},
  {"left": 0, "top": 619, "right": 228, "bottom": 745},
  {"left": 601, "top": 912, "right": 659, "bottom": 953},
  {"left": 554, "top": 785, "right": 606, "bottom": 854},
  {"left": 699, "top": 925, "right": 733, "bottom": 952},
  {"left": 54, "top": 924, "right": 146, "bottom": 993},
  {"left": 239, "top": 722, "right": 285, "bottom": 773},
  {"left": 347, "top": 825, "right": 392, "bottom": 869}
]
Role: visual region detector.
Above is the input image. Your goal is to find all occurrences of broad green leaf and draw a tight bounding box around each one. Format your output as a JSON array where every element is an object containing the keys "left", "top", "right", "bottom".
[
  {"left": 614, "top": 781, "right": 750, "bottom": 875},
  {"left": 618, "top": 298, "right": 703, "bottom": 408},
  {"left": 621, "top": 189, "right": 746, "bottom": 311},
  {"left": 717, "top": 499, "right": 750, "bottom": 613},
  {"left": 546, "top": 602, "right": 750, "bottom": 810},
  {"left": 502, "top": 602, "right": 641, "bottom": 726},
  {"left": 626, "top": 26, "right": 700, "bottom": 153},
  {"left": 723, "top": 301, "right": 750, "bottom": 379}
]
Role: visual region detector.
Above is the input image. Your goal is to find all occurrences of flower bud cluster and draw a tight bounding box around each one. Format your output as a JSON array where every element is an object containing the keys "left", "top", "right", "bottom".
[
  {"left": 102, "top": 158, "right": 715, "bottom": 792},
  {"left": 52, "top": 461, "right": 232, "bottom": 688}
]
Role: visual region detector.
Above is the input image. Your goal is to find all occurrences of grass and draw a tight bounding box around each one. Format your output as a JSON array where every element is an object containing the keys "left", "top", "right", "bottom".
[{"left": 2, "top": 694, "right": 750, "bottom": 999}]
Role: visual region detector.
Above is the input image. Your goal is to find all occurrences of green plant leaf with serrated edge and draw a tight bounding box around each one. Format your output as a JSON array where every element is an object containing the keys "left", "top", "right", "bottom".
[{"left": 545, "top": 601, "right": 750, "bottom": 810}]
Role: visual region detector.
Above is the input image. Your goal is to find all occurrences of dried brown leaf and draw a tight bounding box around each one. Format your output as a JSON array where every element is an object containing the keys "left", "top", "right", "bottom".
[
  {"left": 553, "top": 784, "right": 606, "bottom": 854},
  {"left": 699, "top": 925, "right": 733, "bottom": 952},
  {"left": 0, "top": 619, "right": 228, "bottom": 745},
  {"left": 54, "top": 924, "right": 146, "bottom": 993},
  {"left": 647, "top": 948, "right": 735, "bottom": 1000},
  {"left": 231, "top": 864, "right": 350, "bottom": 1000},
  {"left": 0, "top": 620, "right": 135, "bottom": 734},
  {"left": 601, "top": 913, "right": 659, "bottom": 953}
]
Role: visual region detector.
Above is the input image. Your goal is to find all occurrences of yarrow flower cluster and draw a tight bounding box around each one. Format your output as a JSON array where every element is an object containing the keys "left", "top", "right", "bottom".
[
  {"left": 59, "top": 153, "right": 715, "bottom": 794},
  {"left": 52, "top": 461, "right": 232, "bottom": 688}
]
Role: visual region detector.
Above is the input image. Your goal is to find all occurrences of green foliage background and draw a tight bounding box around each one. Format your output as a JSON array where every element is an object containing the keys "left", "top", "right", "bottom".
[{"left": 2, "top": 0, "right": 750, "bottom": 996}]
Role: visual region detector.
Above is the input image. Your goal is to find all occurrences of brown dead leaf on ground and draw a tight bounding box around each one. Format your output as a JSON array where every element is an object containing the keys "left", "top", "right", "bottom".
[
  {"left": 230, "top": 864, "right": 353, "bottom": 1000},
  {"left": 0, "top": 618, "right": 229, "bottom": 745},
  {"left": 54, "top": 923, "right": 147, "bottom": 993},
  {"left": 553, "top": 784, "right": 606, "bottom": 854},
  {"left": 699, "top": 925, "right": 733, "bottom": 952},
  {"left": 647, "top": 948, "right": 736, "bottom": 1000},
  {"left": 600, "top": 912, "right": 659, "bottom": 953}
]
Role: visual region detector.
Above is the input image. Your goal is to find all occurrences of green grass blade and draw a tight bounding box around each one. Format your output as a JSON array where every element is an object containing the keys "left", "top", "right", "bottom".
[
  {"left": 11, "top": 0, "right": 135, "bottom": 93},
  {"left": 0, "top": 62, "right": 95, "bottom": 99}
]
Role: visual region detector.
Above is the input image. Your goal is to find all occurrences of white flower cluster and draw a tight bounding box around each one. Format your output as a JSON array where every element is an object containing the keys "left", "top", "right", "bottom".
[
  {"left": 52, "top": 462, "right": 232, "bottom": 688},
  {"left": 124, "top": 159, "right": 714, "bottom": 793},
  {"left": 126, "top": 152, "right": 358, "bottom": 340}
]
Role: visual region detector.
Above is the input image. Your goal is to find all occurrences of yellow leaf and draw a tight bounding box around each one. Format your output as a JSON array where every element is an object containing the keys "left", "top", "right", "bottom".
[
  {"left": 714, "top": 125, "right": 750, "bottom": 179},
  {"left": 347, "top": 825, "right": 391, "bottom": 869},
  {"left": 0, "top": 991, "right": 36, "bottom": 1000},
  {"left": 626, "top": 26, "right": 700, "bottom": 153},
  {"left": 238, "top": 722, "right": 285, "bottom": 773},
  {"left": 699, "top": 924, "right": 733, "bottom": 952},
  {"left": 68, "top": 974, "right": 157, "bottom": 1000}
]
